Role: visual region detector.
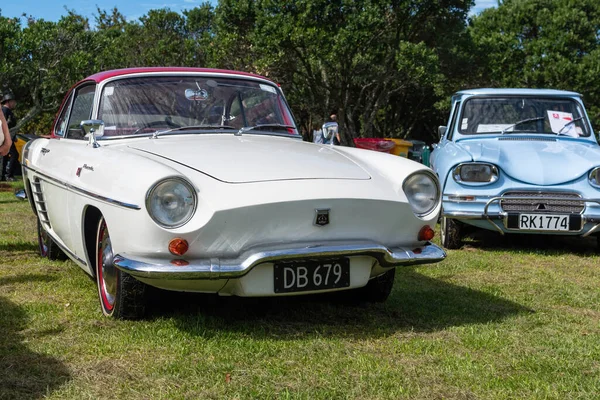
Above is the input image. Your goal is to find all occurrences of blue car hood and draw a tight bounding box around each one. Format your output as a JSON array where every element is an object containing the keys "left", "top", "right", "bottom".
[{"left": 457, "top": 137, "right": 600, "bottom": 185}]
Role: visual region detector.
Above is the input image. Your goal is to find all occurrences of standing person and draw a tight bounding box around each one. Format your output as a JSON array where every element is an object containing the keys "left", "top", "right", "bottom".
[
  {"left": 322, "top": 114, "right": 341, "bottom": 145},
  {"left": 0, "top": 103, "right": 12, "bottom": 170},
  {"left": 312, "top": 120, "right": 324, "bottom": 144},
  {"left": 1, "top": 92, "right": 18, "bottom": 181}
]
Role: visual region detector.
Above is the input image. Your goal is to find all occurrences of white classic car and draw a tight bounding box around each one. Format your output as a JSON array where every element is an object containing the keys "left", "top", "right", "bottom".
[{"left": 22, "top": 67, "right": 445, "bottom": 318}]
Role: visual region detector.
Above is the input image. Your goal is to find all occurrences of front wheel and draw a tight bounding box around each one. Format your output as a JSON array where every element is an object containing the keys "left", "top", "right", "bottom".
[
  {"left": 440, "top": 216, "right": 463, "bottom": 249},
  {"left": 96, "top": 217, "right": 147, "bottom": 319},
  {"left": 359, "top": 269, "right": 395, "bottom": 302},
  {"left": 37, "top": 217, "right": 67, "bottom": 260}
]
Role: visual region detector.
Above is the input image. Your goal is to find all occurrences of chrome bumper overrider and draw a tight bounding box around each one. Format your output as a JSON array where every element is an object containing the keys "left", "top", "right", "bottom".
[
  {"left": 113, "top": 241, "right": 446, "bottom": 280},
  {"left": 444, "top": 195, "right": 600, "bottom": 237}
]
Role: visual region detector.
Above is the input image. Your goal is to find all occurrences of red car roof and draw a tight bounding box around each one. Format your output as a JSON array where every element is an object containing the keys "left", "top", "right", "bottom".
[{"left": 83, "top": 67, "right": 273, "bottom": 84}]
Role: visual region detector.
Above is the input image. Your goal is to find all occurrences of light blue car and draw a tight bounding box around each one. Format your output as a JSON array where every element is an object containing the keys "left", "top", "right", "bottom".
[{"left": 431, "top": 88, "right": 600, "bottom": 249}]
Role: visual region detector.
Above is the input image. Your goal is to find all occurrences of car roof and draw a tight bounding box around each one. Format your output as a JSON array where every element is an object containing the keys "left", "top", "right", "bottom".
[
  {"left": 83, "top": 67, "right": 274, "bottom": 84},
  {"left": 455, "top": 88, "right": 582, "bottom": 97}
]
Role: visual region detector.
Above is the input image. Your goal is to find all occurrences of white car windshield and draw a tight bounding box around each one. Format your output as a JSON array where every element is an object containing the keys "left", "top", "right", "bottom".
[
  {"left": 459, "top": 97, "right": 591, "bottom": 137},
  {"left": 98, "top": 76, "right": 298, "bottom": 136}
]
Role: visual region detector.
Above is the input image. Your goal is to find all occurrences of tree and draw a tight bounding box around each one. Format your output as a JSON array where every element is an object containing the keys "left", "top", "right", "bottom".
[
  {"left": 212, "top": 0, "right": 474, "bottom": 143},
  {"left": 469, "top": 0, "right": 600, "bottom": 127}
]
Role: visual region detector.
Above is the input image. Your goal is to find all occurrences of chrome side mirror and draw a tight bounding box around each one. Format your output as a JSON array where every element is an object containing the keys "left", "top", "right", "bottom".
[
  {"left": 437, "top": 126, "right": 447, "bottom": 139},
  {"left": 81, "top": 120, "right": 104, "bottom": 148}
]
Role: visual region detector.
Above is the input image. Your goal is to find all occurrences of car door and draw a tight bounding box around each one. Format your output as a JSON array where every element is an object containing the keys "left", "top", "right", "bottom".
[{"left": 35, "top": 83, "right": 97, "bottom": 258}]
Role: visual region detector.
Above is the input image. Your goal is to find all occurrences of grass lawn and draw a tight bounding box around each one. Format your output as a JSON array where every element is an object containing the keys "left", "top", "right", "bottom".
[{"left": 1, "top": 182, "right": 600, "bottom": 399}]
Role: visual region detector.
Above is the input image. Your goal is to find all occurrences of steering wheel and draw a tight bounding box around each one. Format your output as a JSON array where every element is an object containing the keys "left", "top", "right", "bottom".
[{"left": 131, "top": 118, "right": 181, "bottom": 135}]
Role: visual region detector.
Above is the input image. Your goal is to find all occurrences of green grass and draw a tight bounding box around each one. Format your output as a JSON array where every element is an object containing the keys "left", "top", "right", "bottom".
[{"left": 1, "top": 184, "right": 600, "bottom": 399}]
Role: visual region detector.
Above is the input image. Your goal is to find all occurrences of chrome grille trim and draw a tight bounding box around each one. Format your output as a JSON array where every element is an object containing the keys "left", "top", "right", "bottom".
[
  {"left": 31, "top": 177, "right": 51, "bottom": 228},
  {"left": 500, "top": 191, "right": 584, "bottom": 214}
]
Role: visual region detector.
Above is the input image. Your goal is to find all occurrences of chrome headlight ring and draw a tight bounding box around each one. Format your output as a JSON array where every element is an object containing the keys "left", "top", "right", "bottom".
[
  {"left": 402, "top": 171, "right": 441, "bottom": 217},
  {"left": 453, "top": 162, "right": 499, "bottom": 185},
  {"left": 146, "top": 177, "right": 197, "bottom": 228},
  {"left": 589, "top": 167, "right": 600, "bottom": 189}
]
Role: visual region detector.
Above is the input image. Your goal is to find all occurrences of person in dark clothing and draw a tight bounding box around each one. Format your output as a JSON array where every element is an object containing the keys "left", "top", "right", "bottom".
[{"left": 1, "top": 92, "right": 18, "bottom": 181}]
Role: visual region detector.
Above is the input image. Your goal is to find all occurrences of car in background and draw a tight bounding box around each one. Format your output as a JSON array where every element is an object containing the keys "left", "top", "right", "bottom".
[
  {"left": 22, "top": 67, "right": 445, "bottom": 318},
  {"left": 431, "top": 88, "right": 600, "bottom": 249}
]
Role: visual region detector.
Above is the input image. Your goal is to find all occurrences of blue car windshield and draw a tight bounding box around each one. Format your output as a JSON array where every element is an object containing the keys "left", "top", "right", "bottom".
[{"left": 458, "top": 97, "right": 591, "bottom": 137}]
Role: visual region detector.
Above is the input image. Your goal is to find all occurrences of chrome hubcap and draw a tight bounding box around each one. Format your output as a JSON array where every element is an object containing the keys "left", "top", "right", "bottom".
[
  {"left": 440, "top": 216, "right": 446, "bottom": 242},
  {"left": 99, "top": 224, "right": 117, "bottom": 308}
]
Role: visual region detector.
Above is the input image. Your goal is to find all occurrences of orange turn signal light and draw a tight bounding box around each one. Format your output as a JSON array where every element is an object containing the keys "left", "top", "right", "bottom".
[
  {"left": 418, "top": 225, "right": 435, "bottom": 241},
  {"left": 169, "top": 238, "right": 189, "bottom": 256}
]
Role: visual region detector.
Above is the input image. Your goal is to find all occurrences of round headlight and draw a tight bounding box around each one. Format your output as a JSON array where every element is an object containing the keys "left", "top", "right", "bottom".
[
  {"left": 402, "top": 171, "right": 440, "bottom": 217},
  {"left": 146, "top": 178, "right": 197, "bottom": 228},
  {"left": 589, "top": 167, "right": 600, "bottom": 188}
]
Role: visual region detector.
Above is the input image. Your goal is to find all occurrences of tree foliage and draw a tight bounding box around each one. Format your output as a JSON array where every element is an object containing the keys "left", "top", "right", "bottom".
[
  {"left": 469, "top": 0, "right": 600, "bottom": 126},
  {"left": 0, "top": 0, "right": 598, "bottom": 140}
]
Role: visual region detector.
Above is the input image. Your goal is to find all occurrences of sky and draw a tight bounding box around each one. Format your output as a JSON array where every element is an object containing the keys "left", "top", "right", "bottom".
[{"left": 0, "top": 0, "right": 496, "bottom": 24}]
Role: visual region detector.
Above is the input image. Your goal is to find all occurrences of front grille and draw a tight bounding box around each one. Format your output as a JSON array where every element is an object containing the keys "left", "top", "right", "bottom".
[{"left": 500, "top": 191, "right": 584, "bottom": 214}]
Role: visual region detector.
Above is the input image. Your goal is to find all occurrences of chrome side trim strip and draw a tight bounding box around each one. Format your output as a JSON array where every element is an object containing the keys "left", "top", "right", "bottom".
[
  {"left": 23, "top": 165, "right": 141, "bottom": 210},
  {"left": 113, "top": 241, "right": 446, "bottom": 281}
]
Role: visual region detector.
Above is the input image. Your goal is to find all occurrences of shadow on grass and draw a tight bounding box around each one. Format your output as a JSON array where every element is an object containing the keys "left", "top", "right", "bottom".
[
  {"left": 149, "top": 269, "right": 532, "bottom": 340},
  {"left": 0, "top": 274, "right": 71, "bottom": 399},
  {"left": 0, "top": 241, "right": 38, "bottom": 253},
  {"left": 459, "top": 228, "right": 599, "bottom": 256}
]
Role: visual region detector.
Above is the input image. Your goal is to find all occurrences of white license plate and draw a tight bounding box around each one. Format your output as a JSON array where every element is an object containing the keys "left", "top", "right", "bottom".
[{"left": 518, "top": 214, "right": 569, "bottom": 231}]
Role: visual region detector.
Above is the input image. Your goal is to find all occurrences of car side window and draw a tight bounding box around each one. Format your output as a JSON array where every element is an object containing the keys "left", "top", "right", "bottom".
[
  {"left": 65, "top": 84, "right": 96, "bottom": 140},
  {"left": 54, "top": 92, "right": 74, "bottom": 137},
  {"left": 446, "top": 101, "right": 460, "bottom": 141}
]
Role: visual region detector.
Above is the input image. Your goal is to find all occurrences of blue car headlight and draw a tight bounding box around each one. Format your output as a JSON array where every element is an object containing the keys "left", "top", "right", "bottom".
[
  {"left": 589, "top": 167, "right": 600, "bottom": 189},
  {"left": 453, "top": 163, "right": 498, "bottom": 185}
]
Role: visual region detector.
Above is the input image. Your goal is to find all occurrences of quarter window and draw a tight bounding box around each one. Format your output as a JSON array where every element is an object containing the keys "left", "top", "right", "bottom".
[
  {"left": 54, "top": 92, "right": 74, "bottom": 137},
  {"left": 65, "top": 84, "right": 96, "bottom": 140}
]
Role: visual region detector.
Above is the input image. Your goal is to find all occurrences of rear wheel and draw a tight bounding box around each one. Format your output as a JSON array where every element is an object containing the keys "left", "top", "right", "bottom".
[
  {"left": 37, "top": 217, "right": 67, "bottom": 260},
  {"left": 96, "top": 217, "right": 147, "bottom": 319},
  {"left": 359, "top": 269, "right": 395, "bottom": 302},
  {"left": 440, "top": 216, "right": 463, "bottom": 249}
]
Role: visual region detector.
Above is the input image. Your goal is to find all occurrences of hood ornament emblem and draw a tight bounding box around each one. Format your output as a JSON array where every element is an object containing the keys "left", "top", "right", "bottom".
[{"left": 314, "top": 209, "right": 330, "bottom": 227}]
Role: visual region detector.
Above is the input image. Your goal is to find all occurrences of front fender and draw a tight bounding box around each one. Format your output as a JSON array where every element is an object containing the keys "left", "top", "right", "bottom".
[{"left": 431, "top": 141, "right": 473, "bottom": 190}]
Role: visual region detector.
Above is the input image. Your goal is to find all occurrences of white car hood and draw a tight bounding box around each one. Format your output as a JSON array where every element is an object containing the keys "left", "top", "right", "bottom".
[{"left": 127, "top": 134, "right": 371, "bottom": 183}]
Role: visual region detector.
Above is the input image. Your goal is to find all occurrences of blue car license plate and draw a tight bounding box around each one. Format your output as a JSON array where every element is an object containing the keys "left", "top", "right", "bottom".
[
  {"left": 506, "top": 213, "right": 581, "bottom": 231},
  {"left": 274, "top": 259, "right": 350, "bottom": 293}
]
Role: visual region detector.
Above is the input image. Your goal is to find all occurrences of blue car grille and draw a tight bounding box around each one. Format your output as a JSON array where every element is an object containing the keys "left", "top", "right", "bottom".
[{"left": 500, "top": 191, "right": 584, "bottom": 214}]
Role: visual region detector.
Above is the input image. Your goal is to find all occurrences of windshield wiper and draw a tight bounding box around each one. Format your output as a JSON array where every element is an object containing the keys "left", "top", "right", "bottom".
[
  {"left": 151, "top": 125, "right": 235, "bottom": 138},
  {"left": 557, "top": 117, "right": 584, "bottom": 135},
  {"left": 500, "top": 117, "right": 546, "bottom": 135},
  {"left": 236, "top": 124, "right": 295, "bottom": 136}
]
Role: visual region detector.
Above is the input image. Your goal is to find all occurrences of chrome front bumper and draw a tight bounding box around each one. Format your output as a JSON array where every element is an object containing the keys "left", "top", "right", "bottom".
[
  {"left": 444, "top": 195, "right": 600, "bottom": 237},
  {"left": 113, "top": 240, "right": 446, "bottom": 281}
]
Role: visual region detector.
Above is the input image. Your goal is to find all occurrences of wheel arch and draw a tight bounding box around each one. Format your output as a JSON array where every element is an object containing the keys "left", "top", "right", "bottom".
[
  {"left": 83, "top": 205, "right": 103, "bottom": 277},
  {"left": 24, "top": 177, "right": 38, "bottom": 216}
]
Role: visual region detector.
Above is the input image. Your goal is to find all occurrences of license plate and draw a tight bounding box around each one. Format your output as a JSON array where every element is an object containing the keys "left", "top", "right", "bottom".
[
  {"left": 506, "top": 213, "right": 580, "bottom": 231},
  {"left": 273, "top": 259, "right": 350, "bottom": 294}
]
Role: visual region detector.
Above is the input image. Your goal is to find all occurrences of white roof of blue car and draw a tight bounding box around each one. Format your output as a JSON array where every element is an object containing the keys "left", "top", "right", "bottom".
[{"left": 455, "top": 88, "right": 582, "bottom": 97}]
